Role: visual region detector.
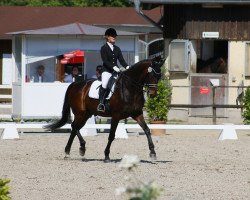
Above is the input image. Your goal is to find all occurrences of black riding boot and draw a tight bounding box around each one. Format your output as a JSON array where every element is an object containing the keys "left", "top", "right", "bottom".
[{"left": 97, "top": 86, "right": 108, "bottom": 112}]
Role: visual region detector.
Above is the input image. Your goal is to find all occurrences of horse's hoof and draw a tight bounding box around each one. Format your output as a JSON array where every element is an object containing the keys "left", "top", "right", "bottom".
[
  {"left": 79, "top": 147, "right": 86, "bottom": 157},
  {"left": 149, "top": 153, "right": 157, "bottom": 161},
  {"left": 104, "top": 157, "right": 111, "bottom": 163},
  {"left": 64, "top": 154, "right": 70, "bottom": 160}
]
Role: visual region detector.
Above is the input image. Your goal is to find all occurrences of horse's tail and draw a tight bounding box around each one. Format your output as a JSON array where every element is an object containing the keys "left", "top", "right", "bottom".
[{"left": 44, "top": 86, "right": 71, "bottom": 131}]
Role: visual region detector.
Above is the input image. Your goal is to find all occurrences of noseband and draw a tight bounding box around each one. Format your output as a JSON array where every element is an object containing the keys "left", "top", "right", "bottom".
[{"left": 144, "top": 66, "right": 161, "bottom": 89}]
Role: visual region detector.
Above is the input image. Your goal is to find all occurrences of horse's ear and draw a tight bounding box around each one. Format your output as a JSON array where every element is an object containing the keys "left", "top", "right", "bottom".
[
  {"left": 152, "top": 58, "right": 165, "bottom": 69},
  {"left": 159, "top": 58, "right": 166, "bottom": 67}
]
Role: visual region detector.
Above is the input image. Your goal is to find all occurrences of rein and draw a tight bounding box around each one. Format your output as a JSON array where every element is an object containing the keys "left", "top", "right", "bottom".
[
  {"left": 119, "top": 62, "right": 160, "bottom": 91},
  {"left": 120, "top": 71, "right": 158, "bottom": 92},
  {"left": 120, "top": 73, "right": 144, "bottom": 90}
]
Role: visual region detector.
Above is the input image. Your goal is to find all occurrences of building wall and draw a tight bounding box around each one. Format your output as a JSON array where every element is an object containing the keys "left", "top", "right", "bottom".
[
  {"left": 169, "top": 41, "right": 248, "bottom": 105},
  {"left": 169, "top": 74, "right": 189, "bottom": 105},
  {"left": 228, "top": 41, "right": 249, "bottom": 105},
  {"left": 164, "top": 4, "right": 250, "bottom": 40},
  {"left": 12, "top": 34, "right": 139, "bottom": 118}
]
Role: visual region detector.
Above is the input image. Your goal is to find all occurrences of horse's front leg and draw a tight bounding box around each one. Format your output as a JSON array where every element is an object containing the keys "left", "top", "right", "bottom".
[
  {"left": 65, "top": 129, "right": 77, "bottom": 159},
  {"left": 133, "top": 114, "right": 157, "bottom": 160},
  {"left": 104, "top": 118, "right": 119, "bottom": 163}
]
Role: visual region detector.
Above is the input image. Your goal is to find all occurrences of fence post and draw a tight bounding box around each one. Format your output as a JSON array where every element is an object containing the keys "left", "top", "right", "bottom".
[
  {"left": 212, "top": 86, "right": 217, "bottom": 124},
  {"left": 80, "top": 116, "right": 97, "bottom": 136},
  {"left": 115, "top": 123, "right": 128, "bottom": 139}
]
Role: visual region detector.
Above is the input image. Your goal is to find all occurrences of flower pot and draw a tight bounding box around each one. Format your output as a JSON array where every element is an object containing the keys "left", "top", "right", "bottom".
[{"left": 150, "top": 120, "right": 166, "bottom": 136}]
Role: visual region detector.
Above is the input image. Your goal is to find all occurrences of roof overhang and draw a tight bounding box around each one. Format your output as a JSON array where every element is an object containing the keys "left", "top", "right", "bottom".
[
  {"left": 137, "top": 0, "right": 250, "bottom": 4},
  {"left": 7, "top": 23, "right": 143, "bottom": 36},
  {"left": 133, "top": 0, "right": 250, "bottom": 10}
]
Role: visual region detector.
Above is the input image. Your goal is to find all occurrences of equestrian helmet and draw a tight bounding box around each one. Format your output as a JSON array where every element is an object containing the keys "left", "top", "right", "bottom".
[{"left": 105, "top": 28, "right": 117, "bottom": 37}]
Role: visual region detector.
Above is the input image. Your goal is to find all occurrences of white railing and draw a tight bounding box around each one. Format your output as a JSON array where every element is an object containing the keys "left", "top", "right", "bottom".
[{"left": 1, "top": 121, "right": 250, "bottom": 141}]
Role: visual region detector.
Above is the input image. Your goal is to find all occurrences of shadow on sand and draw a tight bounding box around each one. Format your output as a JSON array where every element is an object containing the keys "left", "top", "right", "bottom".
[{"left": 79, "top": 158, "right": 173, "bottom": 164}]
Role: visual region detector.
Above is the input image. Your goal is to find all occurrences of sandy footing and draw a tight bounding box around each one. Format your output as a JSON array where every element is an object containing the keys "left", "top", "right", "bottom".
[{"left": 0, "top": 130, "right": 249, "bottom": 200}]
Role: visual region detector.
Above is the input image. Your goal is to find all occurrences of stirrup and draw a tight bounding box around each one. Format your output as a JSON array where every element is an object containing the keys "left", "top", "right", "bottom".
[{"left": 97, "top": 103, "right": 105, "bottom": 112}]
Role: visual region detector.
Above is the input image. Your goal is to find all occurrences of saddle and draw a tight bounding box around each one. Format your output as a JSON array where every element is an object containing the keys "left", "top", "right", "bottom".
[{"left": 88, "top": 73, "right": 118, "bottom": 100}]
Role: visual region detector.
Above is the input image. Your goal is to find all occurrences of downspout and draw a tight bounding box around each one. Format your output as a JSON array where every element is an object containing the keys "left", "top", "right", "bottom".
[{"left": 133, "top": 0, "right": 163, "bottom": 31}]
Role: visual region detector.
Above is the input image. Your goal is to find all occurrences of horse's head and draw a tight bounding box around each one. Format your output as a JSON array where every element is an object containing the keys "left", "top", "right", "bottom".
[{"left": 144, "top": 59, "right": 164, "bottom": 97}]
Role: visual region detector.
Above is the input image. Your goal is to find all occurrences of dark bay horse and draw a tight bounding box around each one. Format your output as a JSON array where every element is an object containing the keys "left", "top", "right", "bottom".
[
  {"left": 45, "top": 59, "right": 164, "bottom": 162},
  {"left": 197, "top": 57, "right": 227, "bottom": 73}
]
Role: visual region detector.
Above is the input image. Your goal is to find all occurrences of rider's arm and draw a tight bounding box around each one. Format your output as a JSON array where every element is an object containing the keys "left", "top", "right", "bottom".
[{"left": 116, "top": 46, "right": 128, "bottom": 68}]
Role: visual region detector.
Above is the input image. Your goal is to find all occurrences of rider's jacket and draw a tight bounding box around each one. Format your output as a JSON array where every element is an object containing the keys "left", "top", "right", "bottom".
[{"left": 100, "top": 43, "right": 128, "bottom": 73}]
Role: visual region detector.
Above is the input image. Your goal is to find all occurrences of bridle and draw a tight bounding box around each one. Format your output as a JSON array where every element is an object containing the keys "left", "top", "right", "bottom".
[
  {"left": 119, "top": 62, "right": 161, "bottom": 92},
  {"left": 144, "top": 66, "right": 161, "bottom": 89}
]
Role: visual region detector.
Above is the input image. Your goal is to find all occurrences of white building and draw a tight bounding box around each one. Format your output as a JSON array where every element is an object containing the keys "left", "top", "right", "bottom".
[{"left": 9, "top": 23, "right": 141, "bottom": 119}]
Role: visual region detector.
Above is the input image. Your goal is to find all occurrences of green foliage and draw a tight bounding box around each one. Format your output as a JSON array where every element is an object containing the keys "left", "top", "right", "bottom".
[
  {"left": 126, "top": 181, "right": 163, "bottom": 200},
  {"left": 242, "top": 86, "right": 250, "bottom": 124},
  {"left": 0, "top": 179, "right": 11, "bottom": 200},
  {"left": 145, "top": 74, "right": 172, "bottom": 122},
  {"left": 117, "top": 155, "right": 163, "bottom": 200},
  {"left": 0, "top": 0, "right": 132, "bottom": 7}
]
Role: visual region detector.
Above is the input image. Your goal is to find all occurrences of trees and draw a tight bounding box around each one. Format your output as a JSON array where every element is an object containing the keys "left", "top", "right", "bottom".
[{"left": 0, "top": 0, "right": 133, "bottom": 7}]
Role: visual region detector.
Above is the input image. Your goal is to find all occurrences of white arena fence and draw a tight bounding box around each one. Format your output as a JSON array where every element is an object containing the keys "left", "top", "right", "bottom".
[{"left": 1, "top": 117, "right": 250, "bottom": 141}]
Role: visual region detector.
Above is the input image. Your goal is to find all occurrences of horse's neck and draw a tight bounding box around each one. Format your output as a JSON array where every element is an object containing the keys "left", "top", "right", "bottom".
[
  {"left": 115, "top": 70, "right": 144, "bottom": 102},
  {"left": 125, "top": 67, "right": 145, "bottom": 83}
]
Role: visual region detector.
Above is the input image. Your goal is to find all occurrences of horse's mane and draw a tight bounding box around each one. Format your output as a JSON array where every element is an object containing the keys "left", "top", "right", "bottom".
[
  {"left": 114, "top": 59, "right": 152, "bottom": 102},
  {"left": 123, "top": 59, "right": 151, "bottom": 75},
  {"left": 129, "top": 59, "right": 151, "bottom": 70},
  {"left": 115, "top": 59, "right": 150, "bottom": 84}
]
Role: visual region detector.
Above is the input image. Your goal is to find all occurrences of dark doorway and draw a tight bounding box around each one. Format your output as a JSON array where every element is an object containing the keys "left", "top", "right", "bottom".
[{"left": 197, "top": 40, "right": 228, "bottom": 74}]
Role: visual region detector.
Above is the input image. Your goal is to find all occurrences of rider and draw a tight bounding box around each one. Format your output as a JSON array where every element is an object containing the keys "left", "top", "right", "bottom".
[{"left": 97, "top": 28, "right": 130, "bottom": 112}]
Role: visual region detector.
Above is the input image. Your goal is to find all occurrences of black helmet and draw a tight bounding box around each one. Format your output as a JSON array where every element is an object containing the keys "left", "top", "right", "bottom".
[{"left": 105, "top": 28, "right": 117, "bottom": 37}]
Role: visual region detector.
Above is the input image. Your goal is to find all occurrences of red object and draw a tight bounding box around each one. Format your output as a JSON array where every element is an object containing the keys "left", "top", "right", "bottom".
[
  {"left": 200, "top": 87, "right": 210, "bottom": 94},
  {"left": 61, "top": 50, "right": 84, "bottom": 64}
]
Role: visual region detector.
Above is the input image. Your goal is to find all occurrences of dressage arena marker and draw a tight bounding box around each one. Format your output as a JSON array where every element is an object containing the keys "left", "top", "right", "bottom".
[
  {"left": 80, "top": 116, "right": 97, "bottom": 136},
  {"left": 1, "top": 124, "right": 19, "bottom": 139},
  {"left": 218, "top": 123, "right": 238, "bottom": 140},
  {"left": 1, "top": 123, "right": 250, "bottom": 140}
]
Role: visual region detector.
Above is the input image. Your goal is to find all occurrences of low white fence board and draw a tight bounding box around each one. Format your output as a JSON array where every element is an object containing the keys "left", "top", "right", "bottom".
[{"left": 1, "top": 122, "right": 250, "bottom": 140}]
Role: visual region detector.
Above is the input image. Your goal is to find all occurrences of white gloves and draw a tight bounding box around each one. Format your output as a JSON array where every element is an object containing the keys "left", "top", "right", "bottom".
[
  {"left": 113, "top": 66, "right": 120, "bottom": 73},
  {"left": 126, "top": 66, "right": 130, "bottom": 70}
]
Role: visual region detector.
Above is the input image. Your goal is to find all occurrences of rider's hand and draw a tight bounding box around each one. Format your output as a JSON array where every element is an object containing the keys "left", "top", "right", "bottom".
[
  {"left": 126, "top": 66, "right": 130, "bottom": 70},
  {"left": 113, "top": 66, "right": 120, "bottom": 73}
]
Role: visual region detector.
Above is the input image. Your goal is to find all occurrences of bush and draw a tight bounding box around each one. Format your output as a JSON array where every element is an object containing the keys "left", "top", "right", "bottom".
[
  {"left": 0, "top": 179, "right": 11, "bottom": 200},
  {"left": 242, "top": 86, "right": 250, "bottom": 124}
]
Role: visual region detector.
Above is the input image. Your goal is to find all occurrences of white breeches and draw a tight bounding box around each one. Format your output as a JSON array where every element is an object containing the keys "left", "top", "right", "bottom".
[{"left": 101, "top": 72, "right": 112, "bottom": 89}]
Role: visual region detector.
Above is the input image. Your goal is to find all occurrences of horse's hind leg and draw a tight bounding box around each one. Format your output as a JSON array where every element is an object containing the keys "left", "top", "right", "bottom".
[
  {"left": 65, "top": 112, "right": 91, "bottom": 157},
  {"left": 133, "top": 114, "right": 157, "bottom": 160},
  {"left": 65, "top": 130, "right": 77, "bottom": 158}
]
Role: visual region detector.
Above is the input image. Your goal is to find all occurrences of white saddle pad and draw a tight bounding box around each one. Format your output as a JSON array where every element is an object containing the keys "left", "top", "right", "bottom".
[{"left": 88, "top": 80, "right": 115, "bottom": 100}]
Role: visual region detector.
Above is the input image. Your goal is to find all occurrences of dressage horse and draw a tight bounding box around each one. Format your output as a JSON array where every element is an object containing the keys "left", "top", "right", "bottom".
[
  {"left": 45, "top": 59, "right": 164, "bottom": 162},
  {"left": 197, "top": 57, "right": 227, "bottom": 73}
]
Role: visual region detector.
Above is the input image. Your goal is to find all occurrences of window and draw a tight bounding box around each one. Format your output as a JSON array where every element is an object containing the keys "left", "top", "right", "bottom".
[{"left": 25, "top": 58, "right": 56, "bottom": 83}]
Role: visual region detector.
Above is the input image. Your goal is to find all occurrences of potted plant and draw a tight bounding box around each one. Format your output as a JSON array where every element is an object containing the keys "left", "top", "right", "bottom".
[{"left": 145, "top": 68, "right": 172, "bottom": 135}]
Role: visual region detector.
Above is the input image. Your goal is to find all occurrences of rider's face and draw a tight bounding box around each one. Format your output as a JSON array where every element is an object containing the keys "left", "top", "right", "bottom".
[{"left": 107, "top": 35, "right": 116, "bottom": 44}]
